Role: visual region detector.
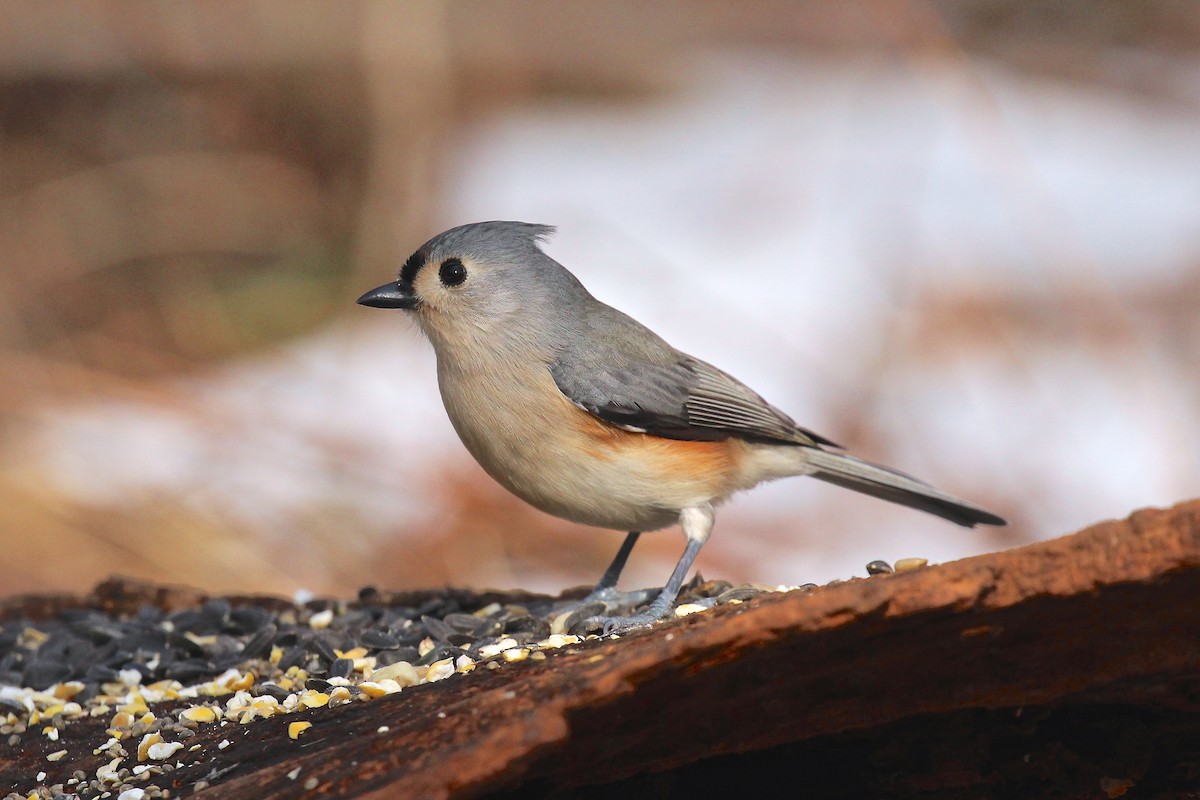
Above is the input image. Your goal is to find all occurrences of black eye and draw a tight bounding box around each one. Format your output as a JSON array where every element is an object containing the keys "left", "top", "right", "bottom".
[{"left": 438, "top": 258, "right": 467, "bottom": 287}]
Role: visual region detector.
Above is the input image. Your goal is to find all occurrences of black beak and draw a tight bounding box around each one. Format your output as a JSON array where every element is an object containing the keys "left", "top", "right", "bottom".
[{"left": 357, "top": 280, "right": 419, "bottom": 309}]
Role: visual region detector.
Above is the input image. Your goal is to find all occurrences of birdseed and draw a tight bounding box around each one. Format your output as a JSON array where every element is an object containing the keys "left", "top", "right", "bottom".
[
  {"left": 1, "top": 578, "right": 784, "bottom": 797},
  {"left": 288, "top": 721, "right": 312, "bottom": 740}
]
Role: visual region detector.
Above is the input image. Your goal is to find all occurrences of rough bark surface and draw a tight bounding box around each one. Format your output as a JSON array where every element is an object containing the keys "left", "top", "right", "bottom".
[{"left": 3, "top": 500, "right": 1200, "bottom": 798}]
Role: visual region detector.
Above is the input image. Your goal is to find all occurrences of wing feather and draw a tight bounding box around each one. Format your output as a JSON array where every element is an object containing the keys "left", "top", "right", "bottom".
[{"left": 550, "top": 355, "right": 838, "bottom": 448}]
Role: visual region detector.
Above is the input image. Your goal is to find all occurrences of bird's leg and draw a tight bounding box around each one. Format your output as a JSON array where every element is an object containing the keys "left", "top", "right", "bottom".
[
  {"left": 573, "top": 532, "right": 658, "bottom": 614},
  {"left": 578, "top": 505, "right": 713, "bottom": 634},
  {"left": 595, "top": 531, "right": 640, "bottom": 590},
  {"left": 583, "top": 531, "right": 642, "bottom": 606}
]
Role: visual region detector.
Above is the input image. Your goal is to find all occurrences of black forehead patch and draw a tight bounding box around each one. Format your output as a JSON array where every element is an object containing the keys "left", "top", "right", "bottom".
[{"left": 399, "top": 248, "right": 426, "bottom": 285}]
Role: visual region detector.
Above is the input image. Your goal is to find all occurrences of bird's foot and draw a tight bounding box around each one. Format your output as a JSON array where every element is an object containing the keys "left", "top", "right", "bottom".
[
  {"left": 550, "top": 586, "right": 658, "bottom": 623},
  {"left": 572, "top": 610, "right": 663, "bottom": 636},
  {"left": 569, "top": 592, "right": 712, "bottom": 636},
  {"left": 566, "top": 576, "right": 721, "bottom": 635},
  {"left": 580, "top": 585, "right": 659, "bottom": 609}
]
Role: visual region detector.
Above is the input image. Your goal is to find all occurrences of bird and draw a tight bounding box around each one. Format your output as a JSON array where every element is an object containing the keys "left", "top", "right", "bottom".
[{"left": 358, "top": 221, "right": 1005, "bottom": 632}]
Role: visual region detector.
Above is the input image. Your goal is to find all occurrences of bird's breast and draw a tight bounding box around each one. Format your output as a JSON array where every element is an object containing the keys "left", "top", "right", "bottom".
[{"left": 435, "top": 359, "right": 744, "bottom": 531}]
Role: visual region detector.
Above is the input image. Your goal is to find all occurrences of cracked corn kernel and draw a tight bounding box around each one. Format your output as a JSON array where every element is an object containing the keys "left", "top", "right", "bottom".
[
  {"left": 299, "top": 692, "right": 330, "bottom": 709},
  {"left": 52, "top": 682, "right": 85, "bottom": 700},
  {"left": 181, "top": 706, "right": 217, "bottom": 723},
  {"left": 289, "top": 721, "right": 312, "bottom": 739},
  {"left": 137, "top": 732, "right": 163, "bottom": 761}
]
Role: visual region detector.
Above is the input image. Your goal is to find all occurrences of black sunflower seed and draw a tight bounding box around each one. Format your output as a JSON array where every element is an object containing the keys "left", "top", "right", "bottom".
[
  {"left": 229, "top": 606, "right": 274, "bottom": 634},
  {"left": 420, "top": 615, "right": 457, "bottom": 643},
  {"left": 375, "top": 647, "right": 420, "bottom": 667},
  {"left": 257, "top": 683, "right": 291, "bottom": 702},
  {"left": 442, "top": 613, "right": 483, "bottom": 634},
  {"left": 24, "top": 659, "right": 70, "bottom": 689},
  {"left": 359, "top": 630, "right": 399, "bottom": 650},
  {"left": 277, "top": 646, "right": 308, "bottom": 671},
  {"left": 309, "top": 638, "right": 338, "bottom": 664},
  {"left": 166, "top": 660, "right": 214, "bottom": 683},
  {"left": 716, "top": 587, "right": 761, "bottom": 604},
  {"left": 240, "top": 626, "right": 277, "bottom": 660},
  {"left": 503, "top": 615, "right": 550, "bottom": 638}
]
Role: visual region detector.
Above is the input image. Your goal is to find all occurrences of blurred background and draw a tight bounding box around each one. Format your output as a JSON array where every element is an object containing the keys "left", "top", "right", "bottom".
[{"left": 1, "top": 1, "right": 1198, "bottom": 598}]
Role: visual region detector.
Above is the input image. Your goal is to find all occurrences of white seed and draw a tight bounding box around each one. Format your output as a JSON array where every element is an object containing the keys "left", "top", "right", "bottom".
[
  {"left": 674, "top": 603, "right": 708, "bottom": 617},
  {"left": 147, "top": 741, "right": 184, "bottom": 760},
  {"left": 368, "top": 661, "right": 420, "bottom": 687},
  {"left": 550, "top": 611, "right": 574, "bottom": 635},
  {"left": 426, "top": 658, "right": 455, "bottom": 682},
  {"left": 97, "top": 756, "right": 123, "bottom": 782}
]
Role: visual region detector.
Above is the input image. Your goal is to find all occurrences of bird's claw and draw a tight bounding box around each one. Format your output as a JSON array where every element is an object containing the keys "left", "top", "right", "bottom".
[{"left": 573, "top": 612, "right": 662, "bottom": 637}]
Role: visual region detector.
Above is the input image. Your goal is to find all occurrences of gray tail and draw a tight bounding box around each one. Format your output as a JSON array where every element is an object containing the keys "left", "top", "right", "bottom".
[{"left": 804, "top": 449, "right": 1006, "bottom": 528}]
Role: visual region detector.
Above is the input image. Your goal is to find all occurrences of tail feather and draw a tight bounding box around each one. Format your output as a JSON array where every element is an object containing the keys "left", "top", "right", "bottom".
[{"left": 804, "top": 449, "right": 1006, "bottom": 528}]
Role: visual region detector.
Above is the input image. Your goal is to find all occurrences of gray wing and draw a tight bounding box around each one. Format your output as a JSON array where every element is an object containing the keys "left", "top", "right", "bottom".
[{"left": 550, "top": 352, "right": 838, "bottom": 448}]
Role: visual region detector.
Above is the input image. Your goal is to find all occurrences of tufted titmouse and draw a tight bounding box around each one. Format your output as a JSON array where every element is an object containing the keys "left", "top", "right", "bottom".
[{"left": 359, "top": 221, "right": 1005, "bottom": 631}]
